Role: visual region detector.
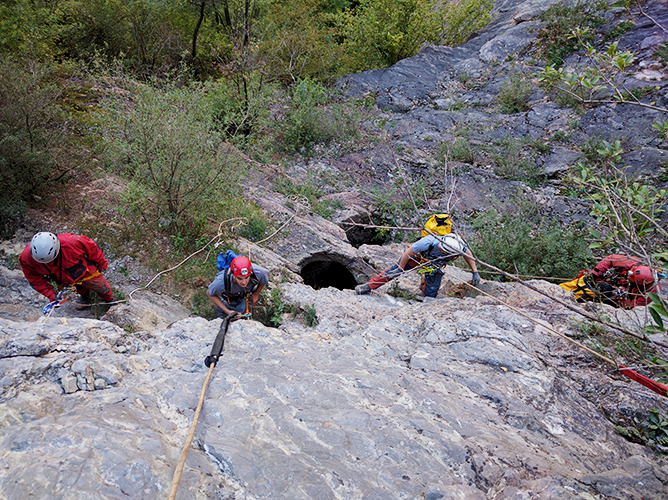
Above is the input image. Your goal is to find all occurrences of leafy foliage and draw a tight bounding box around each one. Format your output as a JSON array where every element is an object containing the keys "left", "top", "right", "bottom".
[
  {"left": 99, "top": 82, "right": 240, "bottom": 238},
  {"left": 497, "top": 71, "right": 533, "bottom": 114},
  {"left": 280, "top": 77, "right": 359, "bottom": 154},
  {"left": 0, "top": 58, "right": 68, "bottom": 237},
  {"left": 484, "top": 138, "right": 546, "bottom": 187},
  {"left": 471, "top": 197, "right": 594, "bottom": 281},
  {"left": 616, "top": 409, "right": 668, "bottom": 455},
  {"left": 535, "top": 0, "right": 606, "bottom": 66},
  {"left": 569, "top": 153, "right": 667, "bottom": 250},
  {"left": 338, "top": 0, "right": 443, "bottom": 71},
  {"left": 648, "top": 292, "right": 668, "bottom": 333},
  {"left": 338, "top": 0, "right": 492, "bottom": 71},
  {"left": 440, "top": 0, "right": 493, "bottom": 47}
]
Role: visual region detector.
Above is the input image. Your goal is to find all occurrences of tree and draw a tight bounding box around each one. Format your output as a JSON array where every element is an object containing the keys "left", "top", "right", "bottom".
[
  {"left": 0, "top": 59, "right": 67, "bottom": 237},
  {"left": 100, "top": 83, "right": 240, "bottom": 235}
]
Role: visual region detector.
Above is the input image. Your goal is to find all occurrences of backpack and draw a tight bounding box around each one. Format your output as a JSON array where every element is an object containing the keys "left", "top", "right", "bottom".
[
  {"left": 216, "top": 249, "right": 239, "bottom": 271},
  {"left": 421, "top": 214, "right": 452, "bottom": 238}
]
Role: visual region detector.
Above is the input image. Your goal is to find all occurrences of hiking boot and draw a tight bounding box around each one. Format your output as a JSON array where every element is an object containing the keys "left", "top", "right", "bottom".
[
  {"left": 355, "top": 283, "right": 371, "bottom": 295},
  {"left": 74, "top": 293, "right": 91, "bottom": 310}
]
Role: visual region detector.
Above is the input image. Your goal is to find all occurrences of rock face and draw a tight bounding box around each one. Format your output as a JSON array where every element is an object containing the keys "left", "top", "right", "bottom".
[
  {"left": 2, "top": 276, "right": 668, "bottom": 499},
  {"left": 3, "top": 1, "right": 668, "bottom": 499},
  {"left": 330, "top": 0, "right": 668, "bottom": 229}
]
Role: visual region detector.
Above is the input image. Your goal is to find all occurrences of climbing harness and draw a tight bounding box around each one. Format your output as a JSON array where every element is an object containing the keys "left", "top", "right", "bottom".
[{"left": 168, "top": 312, "right": 237, "bottom": 500}]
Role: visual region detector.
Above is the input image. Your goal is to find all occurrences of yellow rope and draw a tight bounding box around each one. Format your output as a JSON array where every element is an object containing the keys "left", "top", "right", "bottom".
[{"left": 167, "top": 362, "right": 216, "bottom": 500}]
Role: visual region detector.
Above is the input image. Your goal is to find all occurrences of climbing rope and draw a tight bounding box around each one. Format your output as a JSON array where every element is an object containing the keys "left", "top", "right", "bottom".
[
  {"left": 439, "top": 266, "right": 668, "bottom": 398},
  {"left": 439, "top": 266, "right": 617, "bottom": 365},
  {"left": 167, "top": 312, "right": 236, "bottom": 500}
]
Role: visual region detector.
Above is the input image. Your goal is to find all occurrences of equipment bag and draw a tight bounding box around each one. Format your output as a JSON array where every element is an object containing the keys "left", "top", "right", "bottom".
[
  {"left": 559, "top": 271, "right": 598, "bottom": 302},
  {"left": 421, "top": 214, "right": 453, "bottom": 237}
]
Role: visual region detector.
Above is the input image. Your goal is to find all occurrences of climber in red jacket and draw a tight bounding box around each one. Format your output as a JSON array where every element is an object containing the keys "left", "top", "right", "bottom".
[
  {"left": 19, "top": 232, "right": 113, "bottom": 304},
  {"left": 585, "top": 254, "right": 661, "bottom": 309}
]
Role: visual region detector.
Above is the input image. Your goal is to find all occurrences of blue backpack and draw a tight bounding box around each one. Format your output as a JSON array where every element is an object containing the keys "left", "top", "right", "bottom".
[{"left": 216, "top": 249, "right": 240, "bottom": 271}]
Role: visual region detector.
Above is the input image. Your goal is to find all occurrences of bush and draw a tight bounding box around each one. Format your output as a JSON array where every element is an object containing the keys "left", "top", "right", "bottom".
[
  {"left": 0, "top": 58, "right": 66, "bottom": 237},
  {"left": 439, "top": 138, "right": 477, "bottom": 163},
  {"left": 488, "top": 138, "right": 545, "bottom": 187},
  {"left": 497, "top": 72, "right": 533, "bottom": 114},
  {"left": 440, "top": 0, "right": 493, "bottom": 47},
  {"left": 338, "top": 0, "right": 492, "bottom": 71},
  {"left": 99, "top": 81, "right": 241, "bottom": 240},
  {"left": 471, "top": 197, "right": 594, "bottom": 281},
  {"left": 280, "top": 77, "right": 359, "bottom": 154},
  {"left": 338, "top": 0, "right": 443, "bottom": 71},
  {"left": 206, "top": 72, "right": 277, "bottom": 147},
  {"left": 536, "top": 0, "right": 607, "bottom": 66}
]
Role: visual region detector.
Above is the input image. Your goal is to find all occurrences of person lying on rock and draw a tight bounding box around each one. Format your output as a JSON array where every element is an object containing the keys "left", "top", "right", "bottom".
[
  {"left": 19, "top": 231, "right": 113, "bottom": 307},
  {"left": 560, "top": 254, "right": 663, "bottom": 309},
  {"left": 207, "top": 255, "right": 269, "bottom": 319},
  {"left": 355, "top": 232, "right": 480, "bottom": 297}
]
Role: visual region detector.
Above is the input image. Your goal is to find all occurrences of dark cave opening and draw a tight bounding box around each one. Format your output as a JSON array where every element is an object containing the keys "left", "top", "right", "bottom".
[
  {"left": 300, "top": 260, "right": 358, "bottom": 290},
  {"left": 345, "top": 218, "right": 390, "bottom": 248}
]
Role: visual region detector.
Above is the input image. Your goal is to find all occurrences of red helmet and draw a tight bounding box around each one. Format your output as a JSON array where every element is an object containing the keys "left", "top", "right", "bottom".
[
  {"left": 628, "top": 265, "right": 655, "bottom": 286},
  {"left": 230, "top": 256, "right": 253, "bottom": 277}
]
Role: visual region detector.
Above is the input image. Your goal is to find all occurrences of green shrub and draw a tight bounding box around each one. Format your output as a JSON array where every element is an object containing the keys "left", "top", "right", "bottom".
[
  {"left": 99, "top": 81, "right": 241, "bottom": 240},
  {"left": 0, "top": 58, "right": 66, "bottom": 237},
  {"left": 338, "top": 0, "right": 492, "bottom": 71},
  {"left": 536, "top": 0, "right": 607, "bottom": 66},
  {"left": 337, "top": 0, "right": 443, "bottom": 71},
  {"left": 280, "top": 77, "right": 359, "bottom": 154},
  {"left": 256, "top": 287, "right": 294, "bottom": 327},
  {"left": 603, "top": 20, "right": 635, "bottom": 42},
  {"left": 302, "top": 304, "right": 319, "bottom": 327},
  {"left": 439, "top": 138, "right": 477, "bottom": 163},
  {"left": 616, "top": 409, "right": 668, "bottom": 455},
  {"left": 497, "top": 72, "right": 533, "bottom": 114},
  {"left": 206, "top": 73, "right": 277, "bottom": 147},
  {"left": 656, "top": 42, "right": 668, "bottom": 65},
  {"left": 471, "top": 197, "right": 594, "bottom": 280},
  {"left": 489, "top": 138, "right": 545, "bottom": 187},
  {"left": 192, "top": 288, "right": 216, "bottom": 319},
  {"left": 440, "top": 0, "right": 494, "bottom": 47}
]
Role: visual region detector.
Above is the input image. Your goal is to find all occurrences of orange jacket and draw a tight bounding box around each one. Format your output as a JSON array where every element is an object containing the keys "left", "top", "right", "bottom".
[{"left": 19, "top": 233, "right": 109, "bottom": 301}]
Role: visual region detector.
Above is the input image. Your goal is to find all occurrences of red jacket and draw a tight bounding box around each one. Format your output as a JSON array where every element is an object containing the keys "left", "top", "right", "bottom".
[
  {"left": 19, "top": 233, "right": 109, "bottom": 301},
  {"left": 591, "top": 254, "right": 660, "bottom": 308}
]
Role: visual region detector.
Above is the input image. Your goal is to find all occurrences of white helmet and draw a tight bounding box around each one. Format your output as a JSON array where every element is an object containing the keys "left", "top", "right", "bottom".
[
  {"left": 30, "top": 232, "right": 60, "bottom": 263},
  {"left": 438, "top": 234, "right": 467, "bottom": 256}
]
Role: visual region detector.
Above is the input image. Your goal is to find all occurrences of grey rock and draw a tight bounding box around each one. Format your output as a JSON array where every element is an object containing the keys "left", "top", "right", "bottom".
[
  {"left": 61, "top": 372, "right": 79, "bottom": 394},
  {"left": 543, "top": 146, "right": 582, "bottom": 177}
]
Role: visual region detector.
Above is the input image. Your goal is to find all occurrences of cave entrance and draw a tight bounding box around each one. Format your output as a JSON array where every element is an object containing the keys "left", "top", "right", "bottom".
[
  {"left": 343, "top": 215, "right": 390, "bottom": 248},
  {"left": 301, "top": 260, "right": 358, "bottom": 290}
]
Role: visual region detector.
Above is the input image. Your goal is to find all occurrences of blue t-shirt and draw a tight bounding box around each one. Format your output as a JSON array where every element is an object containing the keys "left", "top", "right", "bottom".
[
  {"left": 208, "top": 264, "right": 269, "bottom": 302},
  {"left": 411, "top": 234, "right": 466, "bottom": 261}
]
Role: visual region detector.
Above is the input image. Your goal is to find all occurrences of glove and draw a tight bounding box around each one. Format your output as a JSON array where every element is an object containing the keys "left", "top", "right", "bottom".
[
  {"left": 470, "top": 272, "right": 480, "bottom": 287},
  {"left": 204, "top": 355, "right": 216, "bottom": 368},
  {"left": 384, "top": 265, "right": 404, "bottom": 279}
]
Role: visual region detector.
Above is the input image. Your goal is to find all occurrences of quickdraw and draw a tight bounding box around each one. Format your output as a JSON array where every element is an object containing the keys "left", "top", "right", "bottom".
[{"left": 42, "top": 287, "right": 75, "bottom": 316}]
